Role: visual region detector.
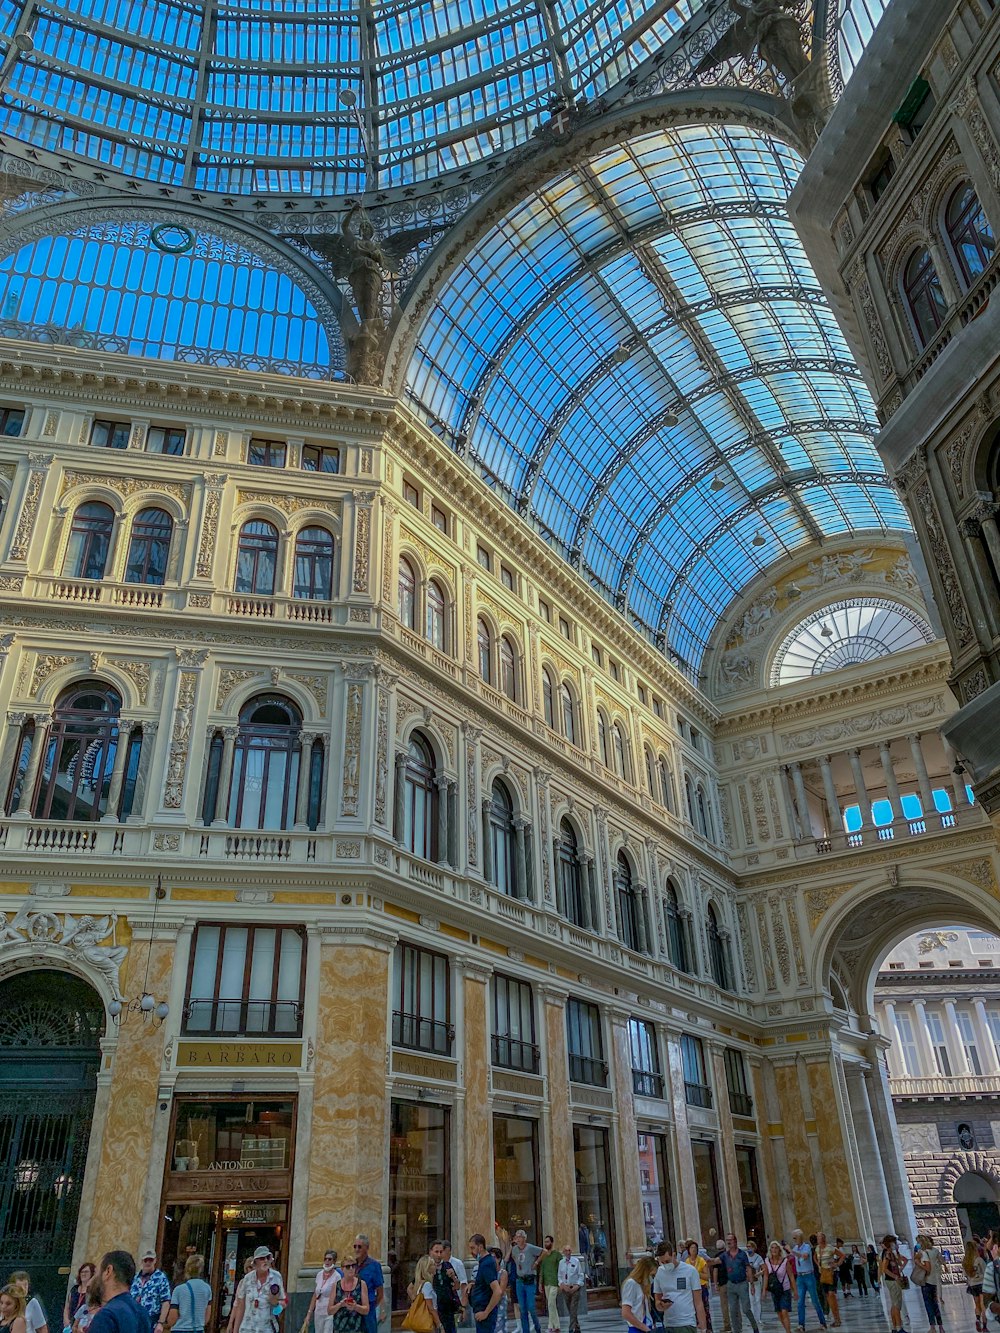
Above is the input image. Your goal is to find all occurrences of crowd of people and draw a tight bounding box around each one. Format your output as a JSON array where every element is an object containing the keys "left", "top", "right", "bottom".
[{"left": 4, "top": 1225, "right": 1000, "bottom": 1333}]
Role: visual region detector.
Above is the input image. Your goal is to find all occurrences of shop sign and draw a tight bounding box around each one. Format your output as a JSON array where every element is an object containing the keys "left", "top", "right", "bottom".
[
  {"left": 176, "top": 1041, "right": 303, "bottom": 1067},
  {"left": 165, "top": 1168, "right": 291, "bottom": 1198}
]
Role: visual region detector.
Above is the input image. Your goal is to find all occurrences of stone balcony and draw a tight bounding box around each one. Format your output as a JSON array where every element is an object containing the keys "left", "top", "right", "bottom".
[{"left": 889, "top": 1072, "right": 1000, "bottom": 1099}]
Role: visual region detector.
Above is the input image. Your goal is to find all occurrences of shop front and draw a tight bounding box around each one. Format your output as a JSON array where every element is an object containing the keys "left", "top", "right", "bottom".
[{"left": 159, "top": 1097, "right": 296, "bottom": 1329}]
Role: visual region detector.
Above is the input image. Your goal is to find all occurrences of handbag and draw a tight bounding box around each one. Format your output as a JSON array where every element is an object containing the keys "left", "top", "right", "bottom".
[
  {"left": 766, "top": 1263, "right": 784, "bottom": 1299},
  {"left": 402, "top": 1294, "right": 435, "bottom": 1333},
  {"left": 910, "top": 1261, "right": 927, "bottom": 1287}
]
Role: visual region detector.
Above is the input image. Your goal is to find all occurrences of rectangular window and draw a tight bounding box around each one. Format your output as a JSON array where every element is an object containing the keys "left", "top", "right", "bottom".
[
  {"left": 477, "top": 544, "right": 491, "bottom": 570},
  {"left": 681, "top": 1034, "right": 712, "bottom": 1107},
  {"left": 170, "top": 1097, "right": 294, "bottom": 1173},
  {"left": 500, "top": 565, "right": 515, "bottom": 591},
  {"left": 392, "top": 943, "right": 452, "bottom": 1055},
  {"left": 566, "top": 999, "right": 606, "bottom": 1086},
  {"left": 956, "top": 1008, "right": 983, "bottom": 1074},
  {"left": 388, "top": 1100, "right": 449, "bottom": 1307},
  {"left": 248, "top": 438, "right": 286, "bottom": 467},
  {"left": 431, "top": 504, "right": 448, "bottom": 533},
  {"left": 691, "top": 1140, "right": 722, "bottom": 1250},
  {"left": 628, "top": 1018, "right": 663, "bottom": 1098},
  {"left": 866, "top": 149, "right": 896, "bottom": 202},
  {"left": 184, "top": 924, "right": 305, "bottom": 1035},
  {"left": 637, "top": 1132, "right": 675, "bottom": 1248},
  {"left": 493, "top": 1114, "right": 540, "bottom": 1240},
  {"left": 403, "top": 480, "right": 420, "bottom": 507},
  {"left": 653, "top": 697, "right": 663, "bottom": 718},
  {"left": 894, "top": 1011, "right": 921, "bottom": 1075},
  {"left": 591, "top": 645, "right": 602, "bottom": 667},
  {"left": 559, "top": 616, "right": 571, "bottom": 639},
  {"left": 302, "top": 444, "right": 339, "bottom": 473},
  {"left": 573, "top": 1125, "right": 616, "bottom": 1288},
  {"left": 925, "top": 1010, "right": 953, "bottom": 1076},
  {"left": 91, "top": 418, "right": 131, "bottom": 449},
  {"left": 538, "top": 598, "right": 550, "bottom": 623},
  {"left": 637, "top": 684, "right": 646, "bottom": 706},
  {"left": 0, "top": 407, "right": 24, "bottom": 436},
  {"left": 491, "top": 973, "right": 539, "bottom": 1073},
  {"left": 723, "top": 1048, "right": 753, "bottom": 1116},
  {"left": 146, "top": 425, "right": 186, "bottom": 455},
  {"left": 609, "top": 660, "right": 620, "bottom": 682}
]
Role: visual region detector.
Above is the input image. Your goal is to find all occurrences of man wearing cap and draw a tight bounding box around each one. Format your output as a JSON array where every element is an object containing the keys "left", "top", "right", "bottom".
[
  {"left": 131, "top": 1250, "right": 172, "bottom": 1333},
  {"left": 230, "top": 1248, "right": 286, "bottom": 1333}
]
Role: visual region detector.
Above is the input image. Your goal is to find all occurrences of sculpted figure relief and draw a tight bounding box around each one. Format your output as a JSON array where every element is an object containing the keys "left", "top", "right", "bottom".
[{"left": 1, "top": 905, "right": 128, "bottom": 999}]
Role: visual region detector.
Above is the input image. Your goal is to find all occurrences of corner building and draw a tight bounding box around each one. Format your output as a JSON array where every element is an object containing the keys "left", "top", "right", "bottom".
[{"left": 0, "top": 0, "right": 998, "bottom": 1322}]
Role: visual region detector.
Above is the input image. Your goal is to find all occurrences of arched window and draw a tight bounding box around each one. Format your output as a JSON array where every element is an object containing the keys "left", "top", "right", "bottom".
[
  {"left": 644, "top": 746, "right": 656, "bottom": 796},
  {"left": 5, "top": 717, "right": 35, "bottom": 813},
  {"left": 426, "top": 579, "right": 447, "bottom": 650},
  {"left": 398, "top": 557, "right": 416, "bottom": 628},
  {"left": 557, "top": 819, "right": 584, "bottom": 927},
  {"left": 695, "top": 783, "right": 710, "bottom": 837},
  {"left": 665, "top": 881, "right": 690, "bottom": 973},
  {"left": 560, "top": 683, "right": 577, "bottom": 745},
  {"left": 659, "top": 759, "right": 675, "bottom": 814},
  {"left": 707, "top": 904, "right": 732, "bottom": 991},
  {"left": 293, "top": 526, "right": 335, "bottom": 600},
  {"left": 235, "top": 520, "right": 279, "bottom": 596},
  {"left": 613, "top": 722, "right": 630, "bottom": 782},
  {"left": 33, "top": 682, "right": 121, "bottom": 821},
  {"left": 684, "top": 774, "right": 694, "bottom": 823},
  {"left": 488, "top": 779, "right": 516, "bottom": 896},
  {"left": 478, "top": 618, "right": 493, "bottom": 684},
  {"left": 542, "top": 668, "right": 555, "bottom": 729},
  {"left": 903, "top": 247, "right": 947, "bottom": 346},
  {"left": 124, "top": 506, "right": 172, "bottom": 585},
  {"left": 946, "top": 183, "right": 995, "bottom": 286},
  {"left": 402, "top": 731, "right": 439, "bottom": 861},
  {"left": 598, "top": 711, "right": 610, "bottom": 768},
  {"left": 64, "top": 501, "right": 114, "bottom": 580},
  {"left": 500, "top": 635, "right": 518, "bottom": 702},
  {"left": 615, "top": 853, "right": 641, "bottom": 952},
  {"left": 229, "top": 695, "right": 302, "bottom": 830}
]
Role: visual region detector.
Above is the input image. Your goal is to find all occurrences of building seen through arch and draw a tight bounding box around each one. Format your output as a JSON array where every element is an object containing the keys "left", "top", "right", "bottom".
[{"left": 0, "top": 0, "right": 999, "bottom": 1319}]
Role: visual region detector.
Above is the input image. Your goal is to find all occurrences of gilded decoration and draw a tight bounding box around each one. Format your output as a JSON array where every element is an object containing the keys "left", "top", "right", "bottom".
[
  {"left": 353, "top": 493, "right": 372, "bottom": 594},
  {"left": 285, "top": 671, "right": 329, "bottom": 716},
  {"left": 804, "top": 882, "right": 856, "bottom": 930},
  {"left": 399, "top": 524, "right": 456, "bottom": 579},
  {"left": 10, "top": 461, "right": 46, "bottom": 559},
  {"left": 108, "top": 657, "right": 153, "bottom": 705},
  {"left": 60, "top": 469, "right": 192, "bottom": 508},
  {"left": 216, "top": 668, "right": 261, "bottom": 709},
  {"left": 950, "top": 857, "right": 1000, "bottom": 898},
  {"left": 341, "top": 676, "right": 364, "bottom": 816},
  {"left": 237, "top": 489, "right": 340, "bottom": 516},
  {"left": 30, "top": 652, "right": 77, "bottom": 695}
]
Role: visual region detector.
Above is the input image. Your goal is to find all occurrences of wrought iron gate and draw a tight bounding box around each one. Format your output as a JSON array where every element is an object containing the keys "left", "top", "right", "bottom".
[{"left": 0, "top": 972, "right": 104, "bottom": 1322}]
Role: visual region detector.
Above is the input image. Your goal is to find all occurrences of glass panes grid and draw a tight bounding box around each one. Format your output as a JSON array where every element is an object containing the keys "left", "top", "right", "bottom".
[
  {"left": 408, "top": 123, "right": 911, "bottom": 679},
  {"left": 772, "top": 598, "right": 936, "bottom": 684}
]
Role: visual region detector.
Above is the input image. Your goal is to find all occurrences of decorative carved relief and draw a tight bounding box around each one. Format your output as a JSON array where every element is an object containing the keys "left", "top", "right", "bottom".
[
  {"left": 804, "top": 882, "right": 855, "bottom": 930},
  {"left": 214, "top": 430, "right": 228, "bottom": 457},
  {"left": 360, "top": 448, "right": 373, "bottom": 474},
  {"left": 963, "top": 669, "right": 989, "bottom": 702},
  {"left": 42, "top": 410, "right": 59, "bottom": 437},
  {"left": 216, "top": 668, "right": 260, "bottom": 709},
  {"left": 341, "top": 677, "right": 364, "bottom": 816},
  {"left": 336, "top": 840, "right": 362, "bottom": 858},
  {"left": 108, "top": 658, "right": 152, "bottom": 705},
  {"left": 31, "top": 654, "right": 76, "bottom": 696},
  {"left": 237, "top": 489, "right": 339, "bottom": 516},
  {"left": 738, "top": 785, "right": 754, "bottom": 844},
  {"left": 914, "top": 477, "right": 973, "bottom": 646},
  {"left": 153, "top": 833, "right": 180, "bottom": 851},
  {"left": 783, "top": 890, "right": 807, "bottom": 984},
  {"left": 782, "top": 695, "right": 943, "bottom": 749},
  {"left": 750, "top": 774, "right": 769, "bottom": 842},
  {"left": 61, "top": 469, "right": 191, "bottom": 507},
  {"left": 399, "top": 525, "right": 456, "bottom": 578},
  {"left": 735, "top": 901, "right": 757, "bottom": 991},
  {"left": 196, "top": 483, "right": 225, "bottom": 579},
  {"left": 955, "top": 79, "right": 1000, "bottom": 194},
  {"left": 10, "top": 462, "right": 46, "bottom": 560},
  {"left": 465, "top": 725, "right": 480, "bottom": 869},
  {"left": 382, "top": 500, "right": 396, "bottom": 604},
  {"left": 353, "top": 496, "right": 371, "bottom": 594},
  {"left": 374, "top": 680, "right": 391, "bottom": 827},
  {"left": 285, "top": 671, "right": 328, "bottom": 716},
  {"left": 1, "top": 905, "right": 128, "bottom": 999},
  {"left": 951, "top": 857, "right": 1000, "bottom": 898},
  {"left": 163, "top": 669, "right": 199, "bottom": 808}
]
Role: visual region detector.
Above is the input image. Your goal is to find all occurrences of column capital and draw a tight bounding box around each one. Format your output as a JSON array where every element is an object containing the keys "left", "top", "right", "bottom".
[
  {"left": 6, "top": 711, "right": 26, "bottom": 726},
  {"left": 32, "top": 712, "right": 51, "bottom": 726}
]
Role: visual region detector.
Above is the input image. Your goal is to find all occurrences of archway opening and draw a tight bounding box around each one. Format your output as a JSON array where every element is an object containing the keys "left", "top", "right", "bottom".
[
  {"left": 954, "top": 1170, "right": 1000, "bottom": 1243},
  {"left": 0, "top": 969, "right": 105, "bottom": 1317}
]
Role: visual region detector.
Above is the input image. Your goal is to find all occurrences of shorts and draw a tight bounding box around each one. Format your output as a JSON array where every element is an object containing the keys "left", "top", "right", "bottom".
[
  {"left": 885, "top": 1279, "right": 903, "bottom": 1312},
  {"left": 770, "top": 1291, "right": 791, "bottom": 1314},
  {"left": 969, "top": 1284, "right": 984, "bottom": 1297},
  {"left": 820, "top": 1282, "right": 835, "bottom": 1294}
]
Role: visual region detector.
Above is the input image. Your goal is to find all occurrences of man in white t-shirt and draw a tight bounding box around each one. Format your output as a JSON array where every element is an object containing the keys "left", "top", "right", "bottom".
[
  {"left": 653, "top": 1243, "right": 706, "bottom": 1333},
  {"left": 9, "top": 1273, "right": 48, "bottom": 1333}
]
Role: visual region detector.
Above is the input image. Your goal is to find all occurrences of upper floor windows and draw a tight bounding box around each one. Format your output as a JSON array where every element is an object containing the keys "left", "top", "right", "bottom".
[
  {"left": 65, "top": 501, "right": 114, "bottom": 580},
  {"left": 0, "top": 406, "right": 24, "bottom": 436},
  {"left": 707, "top": 904, "right": 734, "bottom": 991},
  {"left": 426, "top": 579, "right": 447, "bottom": 650},
  {"left": 392, "top": 942, "right": 452, "bottom": 1056},
  {"left": 560, "top": 683, "right": 577, "bottom": 745},
  {"left": 146, "top": 425, "right": 186, "bottom": 456},
  {"left": 400, "top": 731, "right": 440, "bottom": 862},
  {"left": 500, "top": 564, "right": 515, "bottom": 591},
  {"left": 477, "top": 544, "right": 491, "bottom": 570},
  {"left": 681, "top": 1033, "right": 712, "bottom": 1108},
  {"left": 91, "top": 418, "right": 131, "bottom": 450},
  {"left": 398, "top": 558, "right": 452, "bottom": 654},
  {"left": 293, "top": 527, "right": 335, "bottom": 601},
  {"left": 403, "top": 479, "right": 420, "bottom": 508},
  {"left": 31, "top": 681, "right": 123, "bottom": 822},
  {"left": 491, "top": 973, "right": 538, "bottom": 1073},
  {"left": 902, "top": 247, "right": 947, "bottom": 347},
  {"left": 542, "top": 668, "right": 556, "bottom": 729},
  {"left": 248, "top": 437, "right": 286, "bottom": 468},
  {"left": 398, "top": 557, "right": 417, "bottom": 628},
  {"left": 723, "top": 1048, "right": 753, "bottom": 1117},
  {"left": 431, "top": 504, "right": 449, "bottom": 534},
  {"left": 184, "top": 923, "right": 305, "bottom": 1036},
  {"left": 302, "top": 444, "right": 339, "bottom": 473},
  {"left": 557, "top": 818, "right": 585, "bottom": 928},
  {"left": 124, "top": 507, "right": 172, "bottom": 586},
  {"left": 230, "top": 695, "right": 303, "bottom": 830},
  {"left": 235, "top": 520, "right": 279, "bottom": 596},
  {"left": 628, "top": 1018, "right": 663, "bottom": 1098},
  {"left": 487, "top": 779, "right": 517, "bottom": 897},
  {"left": 537, "top": 597, "right": 551, "bottom": 623},
  {"left": 615, "top": 853, "right": 642, "bottom": 953},
  {"left": 478, "top": 617, "right": 493, "bottom": 683},
  {"left": 566, "top": 998, "right": 606, "bottom": 1086},
  {"left": 499, "top": 635, "right": 519, "bottom": 702},
  {"left": 946, "top": 183, "right": 995, "bottom": 287},
  {"left": 665, "top": 881, "right": 692, "bottom": 974}
]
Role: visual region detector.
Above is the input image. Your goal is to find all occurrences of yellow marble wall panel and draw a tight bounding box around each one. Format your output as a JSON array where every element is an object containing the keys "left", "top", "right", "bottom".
[
  {"left": 304, "top": 942, "right": 389, "bottom": 1261},
  {"left": 805, "top": 1060, "right": 859, "bottom": 1236},
  {"left": 86, "top": 937, "right": 172, "bottom": 1257},
  {"left": 750, "top": 1063, "right": 782, "bottom": 1237},
  {"left": 464, "top": 976, "right": 493, "bottom": 1234},
  {"left": 771, "top": 1062, "right": 820, "bottom": 1227},
  {"left": 543, "top": 999, "right": 577, "bottom": 1243},
  {"left": 609, "top": 1021, "right": 645, "bottom": 1250},
  {"left": 70, "top": 884, "right": 150, "bottom": 899}
]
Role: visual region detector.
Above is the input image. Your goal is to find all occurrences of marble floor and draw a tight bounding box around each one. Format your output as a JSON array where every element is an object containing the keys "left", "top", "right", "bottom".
[{"left": 538, "top": 1283, "right": 985, "bottom": 1332}]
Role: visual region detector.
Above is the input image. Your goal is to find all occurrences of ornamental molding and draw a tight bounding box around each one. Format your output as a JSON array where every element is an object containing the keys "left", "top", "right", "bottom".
[{"left": 0, "top": 903, "right": 128, "bottom": 1001}]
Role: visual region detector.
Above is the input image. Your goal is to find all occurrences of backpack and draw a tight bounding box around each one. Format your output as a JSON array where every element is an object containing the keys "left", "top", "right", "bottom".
[
  {"left": 766, "top": 1262, "right": 785, "bottom": 1300},
  {"left": 433, "top": 1267, "right": 460, "bottom": 1316}
]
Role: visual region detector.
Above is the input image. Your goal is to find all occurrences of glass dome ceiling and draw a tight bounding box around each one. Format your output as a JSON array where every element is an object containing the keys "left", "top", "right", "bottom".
[
  {"left": 407, "top": 122, "right": 912, "bottom": 679},
  {"left": 0, "top": 0, "right": 705, "bottom": 193}
]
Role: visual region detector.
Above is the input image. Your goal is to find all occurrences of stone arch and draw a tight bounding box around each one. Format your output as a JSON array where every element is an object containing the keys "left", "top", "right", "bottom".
[{"left": 943, "top": 1158, "right": 1000, "bottom": 1205}]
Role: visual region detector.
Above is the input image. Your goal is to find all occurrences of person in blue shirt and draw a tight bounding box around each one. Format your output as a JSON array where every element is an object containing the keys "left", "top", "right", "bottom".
[
  {"left": 89, "top": 1253, "right": 153, "bottom": 1333},
  {"left": 351, "top": 1235, "right": 383, "bottom": 1333},
  {"left": 468, "top": 1237, "right": 501, "bottom": 1333},
  {"left": 130, "top": 1253, "right": 171, "bottom": 1333},
  {"left": 718, "top": 1236, "right": 758, "bottom": 1333}
]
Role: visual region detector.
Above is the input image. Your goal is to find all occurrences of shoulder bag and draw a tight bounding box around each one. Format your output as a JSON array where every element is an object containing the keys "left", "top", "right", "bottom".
[{"left": 401, "top": 1293, "right": 434, "bottom": 1333}]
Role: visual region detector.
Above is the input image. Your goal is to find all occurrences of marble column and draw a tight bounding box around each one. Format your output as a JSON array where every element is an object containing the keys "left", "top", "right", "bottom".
[
  {"left": 579, "top": 854, "right": 594, "bottom": 931},
  {"left": 211, "top": 727, "right": 238, "bottom": 827},
  {"left": 513, "top": 817, "right": 529, "bottom": 901},
  {"left": 12, "top": 713, "right": 48, "bottom": 818},
  {"left": 461, "top": 963, "right": 494, "bottom": 1241},
  {"left": 942, "top": 735, "right": 973, "bottom": 806},
  {"left": 540, "top": 988, "right": 577, "bottom": 1244},
  {"left": 974, "top": 999, "right": 1000, "bottom": 1073},
  {"left": 789, "top": 761, "right": 810, "bottom": 838},
  {"left": 842, "top": 1061, "right": 892, "bottom": 1238},
  {"left": 878, "top": 740, "right": 903, "bottom": 820},
  {"left": 553, "top": 837, "right": 565, "bottom": 917},
  {"left": 101, "top": 719, "right": 135, "bottom": 821},
  {"left": 435, "top": 775, "right": 450, "bottom": 865},
  {"left": 880, "top": 1000, "right": 907, "bottom": 1078},
  {"left": 128, "top": 722, "right": 158, "bottom": 822},
  {"left": 848, "top": 748, "right": 873, "bottom": 828},
  {"left": 294, "top": 733, "right": 316, "bottom": 829},
  {"left": 943, "top": 998, "right": 971, "bottom": 1075},
  {"left": 864, "top": 1040, "right": 918, "bottom": 1238},
  {"left": 911, "top": 999, "right": 940, "bottom": 1073},
  {"left": 779, "top": 766, "right": 801, "bottom": 839},
  {"left": 635, "top": 884, "right": 650, "bottom": 955},
  {"left": 907, "top": 733, "right": 937, "bottom": 819},
  {"left": 664, "top": 1030, "right": 702, "bottom": 1240},
  {"left": 819, "top": 754, "right": 841, "bottom": 836},
  {"left": 0, "top": 712, "right": 26, "bottom": 801},
  {"left": 393, "top": 747, "right": 408, "bottom": 842},
  {"left": 609, "top": 1010, "right": 646, "bottom": 1252},
  {"left": 481, "top": 798, "right": 494, "bottom": 884}
]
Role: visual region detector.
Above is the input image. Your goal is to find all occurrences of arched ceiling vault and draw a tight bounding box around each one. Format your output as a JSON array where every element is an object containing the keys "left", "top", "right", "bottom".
[{"left": 400, "top": 116, "right": 911, "bottom": 679}]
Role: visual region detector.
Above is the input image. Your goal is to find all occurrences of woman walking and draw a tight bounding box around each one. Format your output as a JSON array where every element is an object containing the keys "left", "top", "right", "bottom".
[
  {"left": 328, "top": 1258, "right": 369, "bottom": 1333},
  {"left": 487, "top": 1250, "right": 510, "bottom": 1333},
  {"left": 306, "top": 1253, "right": 341, "bottom": 1333},
  {"left": 167, "top": 1255, "right": 212, "bottom": 1333},
  {"left": 866, "top": 1245, "right": 880, "bottom": 1293},
  {"left": 913, "top": 1234, "right": 943, "bottom": 1333},
  {"left": 64, "top": 1267, "right": 95, "bottom": 1333},
  {"left": 620, "top": 1257, "right": 657, "bottom": 1333},
  {"left": 964, "top": 1238, "right": 987, "bottom": 1331},
  {"left": 878, "top": 1236, "right": 906, "bottom": 1333},
  {"left": 1, "top": 1288, "right": 27, "bottom": 1333},
  {"left": 684, "top": 1241, "right": 712, "bottom": 1333},
  {"left": 763, "top": 1242, "right": 795, "bottom": 1333},
  {"left": 850, "top": 1246, "right": 867, "bottom": 1297}
]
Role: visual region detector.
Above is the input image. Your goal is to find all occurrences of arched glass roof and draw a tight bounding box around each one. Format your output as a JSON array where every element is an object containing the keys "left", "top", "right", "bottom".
[
  {"left": 771, "top": 598, "right": 935, "bottom": 683},
  {"left": 0, "top": 0, "right": 704, "bottom": 193},
  {"left": 837, "top": 0, "right": 891, "bottom": 81},
  {"left": 407, "top": 122, "right": 911, "bottom": 679}
]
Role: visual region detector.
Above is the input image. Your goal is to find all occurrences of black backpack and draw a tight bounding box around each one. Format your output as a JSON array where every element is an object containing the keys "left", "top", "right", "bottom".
[{"left": 434, "top": 1265, "right": 460, "bottom": 1315}]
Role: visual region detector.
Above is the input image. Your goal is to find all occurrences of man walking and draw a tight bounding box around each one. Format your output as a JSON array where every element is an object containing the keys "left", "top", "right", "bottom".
[
  {"left": 352, "top": 1236, "right": 383, "bottom": 1333},
  {"left": 511, "top": 1231, "right": 542, "bottom": 1333},
  {"left": 469, "top": 1236, "right": 502, "bottom": 1333},
  {"left": 431, "top": 1243, "right": 462, "bottom": 1333},
  {"left": 790, "top": 1230, "right": 827, "bottom": 1333},
  {"left": 130, "top": 1251, "right": 171, "bottom": 1333},
  {"left": 537, "top": 1239, "right": 560, "bottom": 1333},
  {"left": 718, "top": 1236, "right": 758, "bottom": 1333},
  {"left": 90, "top": 1252, "right": 152, "bottom": 1333},
  {"left": 652, "top": 1242, "right": 706, "bottom": 1333},
  {"left": 557, "top": 1248, "right": 584, "bottom": 1333},
  {"left": 230, "top": 1247, "right": 285, "bottom": 1333}
]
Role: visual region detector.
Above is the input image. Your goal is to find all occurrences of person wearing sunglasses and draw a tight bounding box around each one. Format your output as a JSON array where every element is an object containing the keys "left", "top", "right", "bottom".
[{"left": 350, "top": 1238, "right": 383, "bottom": 1333}]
